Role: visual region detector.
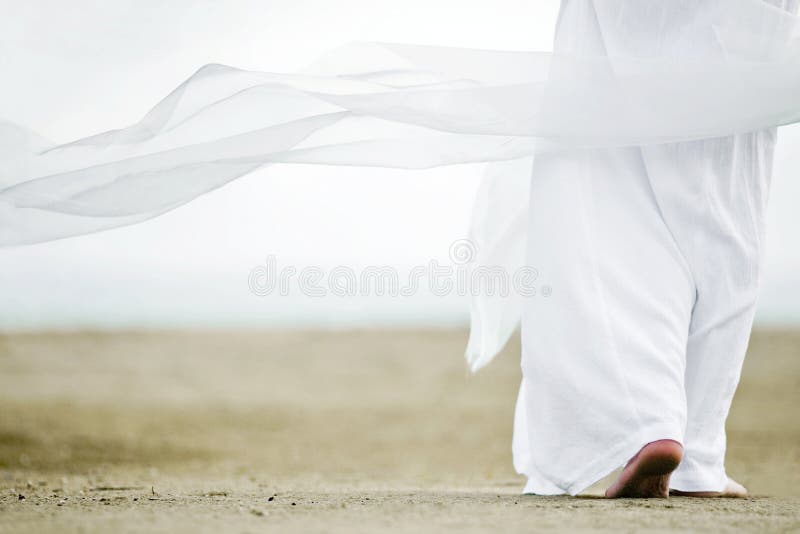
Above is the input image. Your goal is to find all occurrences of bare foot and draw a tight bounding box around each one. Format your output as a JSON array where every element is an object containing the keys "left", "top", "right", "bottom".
[
  {"left": 669, "top": 478, "right": 748, "bottom": 498},
  {"left": 605, "top": 440, "right": 683, "bottom": 498}
]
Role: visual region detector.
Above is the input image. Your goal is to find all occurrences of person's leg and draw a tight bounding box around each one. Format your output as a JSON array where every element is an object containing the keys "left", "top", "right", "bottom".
[
  {"left": 669, "top": 305, "right": 760, "bottom": 494},
  {"left": 667, "top": 0, "right": 799, "bottom": 497},
  {"left": 642, "top": 130, "right": 777, "bottom": 495},
  {"left": 513, "top": 147, "right": 694, "bottom": 495},
  {"left": 512, "top": 0, "right": 698, "bottom": 497}
]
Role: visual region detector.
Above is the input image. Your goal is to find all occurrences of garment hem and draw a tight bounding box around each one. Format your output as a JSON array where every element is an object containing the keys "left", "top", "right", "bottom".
[{"left": 520, "top": 424, "right": 683, "bottom": 496}]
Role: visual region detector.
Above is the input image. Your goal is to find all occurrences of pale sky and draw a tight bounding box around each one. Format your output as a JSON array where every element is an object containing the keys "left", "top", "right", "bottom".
[{"left": 0, "top": 0, "right": 798, "bottom": 330}]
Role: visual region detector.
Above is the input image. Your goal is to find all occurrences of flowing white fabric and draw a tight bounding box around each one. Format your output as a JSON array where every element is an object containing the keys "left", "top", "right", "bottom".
[{"left": 1, "top": 0, "right": 800, "bottom": 370}]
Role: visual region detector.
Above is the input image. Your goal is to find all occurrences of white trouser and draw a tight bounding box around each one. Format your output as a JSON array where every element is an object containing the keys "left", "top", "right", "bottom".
[
  {"left": 513, "top": 132, "right": 775, "bottom": 494},
  {"left": 512, "top": 0, "right": 785, "bottom": 495}
]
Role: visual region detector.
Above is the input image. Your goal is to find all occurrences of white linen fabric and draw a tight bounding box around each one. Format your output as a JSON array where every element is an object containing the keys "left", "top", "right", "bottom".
[
  {"left": 2, "top": 1, "right": 799, "bottom": 371},
  {"left": 512, "top": 0, "right": 798, "bottom": 495},
  {"left": 1, "top": 0, "right": 799, "bottom": 493}
]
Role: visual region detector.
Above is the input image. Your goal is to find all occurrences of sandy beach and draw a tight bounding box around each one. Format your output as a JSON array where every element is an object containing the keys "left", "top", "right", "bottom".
[{"left": 1, "top": 328, "right": 798, "bottom": 533}]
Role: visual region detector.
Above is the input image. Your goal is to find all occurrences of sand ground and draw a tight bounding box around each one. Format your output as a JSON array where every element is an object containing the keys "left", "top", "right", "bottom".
[{"left": 0, "top": 329, "right": 798, "bottom": 533}]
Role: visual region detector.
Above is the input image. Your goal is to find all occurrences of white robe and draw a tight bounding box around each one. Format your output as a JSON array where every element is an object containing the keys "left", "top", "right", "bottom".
[{"left": 511, "top": 0, "right": 798, "bottom": 495}]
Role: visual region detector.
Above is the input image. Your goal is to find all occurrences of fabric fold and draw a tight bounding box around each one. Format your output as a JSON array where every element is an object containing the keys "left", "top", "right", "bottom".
[{"left": 2, "top": 0, "right": 800, "bottom": 369}]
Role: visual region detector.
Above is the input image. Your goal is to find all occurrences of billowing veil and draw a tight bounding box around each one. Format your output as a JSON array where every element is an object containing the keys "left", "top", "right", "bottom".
[{"left": 1, "top": 0, "right": 799, "bottom": 369}]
